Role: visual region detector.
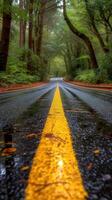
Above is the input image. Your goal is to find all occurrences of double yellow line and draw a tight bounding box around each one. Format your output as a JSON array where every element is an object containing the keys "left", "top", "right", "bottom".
[{"left": 26, "top": 85, "right": 87, "bottom": 200}]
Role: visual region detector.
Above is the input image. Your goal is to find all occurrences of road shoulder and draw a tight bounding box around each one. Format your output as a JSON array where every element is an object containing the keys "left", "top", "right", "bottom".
[
  {"left": 66, "top": 81, "right": 112, "bottom": 91},
  {"left": 0, "top": 82, "right": 48, "bottom": 94}
]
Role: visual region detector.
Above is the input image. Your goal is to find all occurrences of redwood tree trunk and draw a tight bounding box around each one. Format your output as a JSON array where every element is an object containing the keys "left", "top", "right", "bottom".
[
  {"left": 27, "top": 0, "right": 34, "bottom": 72},
  {"left": 63, "top": 0, "right": 98, "bottom": 69},
  {"left": 0, "top": 0, "right": 12, "bottom": 71},
  {"left": 36, "top": 0, "right": 46, "bottom": 56},
  {"left": 28, "top": 0, "right": 34, "bottom": 49},
  {"left": 19, "top": 0, "right": 26, "bottom": 48}
]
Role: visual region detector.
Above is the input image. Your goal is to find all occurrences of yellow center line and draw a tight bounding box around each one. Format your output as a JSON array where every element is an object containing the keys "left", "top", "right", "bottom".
[{"left": 25, "top": 85, "right": 87, "bottom": 200}]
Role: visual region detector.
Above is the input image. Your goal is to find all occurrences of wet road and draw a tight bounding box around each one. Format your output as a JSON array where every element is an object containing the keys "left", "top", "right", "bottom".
[
  {"left": 0, "top": 83, "right": 55, "bottom": 129},
  {"left": 0, "top": 81, "right": 112, "bottom": 200}
]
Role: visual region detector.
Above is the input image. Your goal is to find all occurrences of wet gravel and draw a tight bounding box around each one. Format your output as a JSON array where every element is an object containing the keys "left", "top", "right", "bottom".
[{"left": 60, "top": 84, "right": 112, "bottom": 200}]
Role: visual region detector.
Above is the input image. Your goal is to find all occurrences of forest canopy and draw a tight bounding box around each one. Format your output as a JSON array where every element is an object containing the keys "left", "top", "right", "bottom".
[{"left": 0, "top": 0, "right": 112, "bottom": 84}]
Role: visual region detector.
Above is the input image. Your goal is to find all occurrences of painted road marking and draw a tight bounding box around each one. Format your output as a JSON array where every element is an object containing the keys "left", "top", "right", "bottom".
[{"left": 25, "top": 85, "right": 87, "bottom": 200}]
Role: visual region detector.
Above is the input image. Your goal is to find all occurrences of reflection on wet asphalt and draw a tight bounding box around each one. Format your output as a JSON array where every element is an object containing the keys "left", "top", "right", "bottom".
[
  {"left": 0, "top": 86, "right": 55, "bottom": 200},
  {"left": 62, "top": 82, "right": 112, "bottom": 124},
  {"left": 0, "top": 81, "right": 112, "bottom": 200},
  {"left": 60, "top": 83, "right": 112, "bottom": 200},
  {"left": 0, "top": 83, "right": 55, "bottom": 129}
]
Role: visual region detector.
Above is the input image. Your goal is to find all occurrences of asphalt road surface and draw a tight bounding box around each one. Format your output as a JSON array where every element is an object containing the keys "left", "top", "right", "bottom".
[{"left": 0, "top": 81, "right": 112, "bottom": 200}]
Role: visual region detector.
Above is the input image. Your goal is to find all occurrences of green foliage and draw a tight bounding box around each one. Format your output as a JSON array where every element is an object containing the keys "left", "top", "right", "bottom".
[
  {"left": 19, "top": 49, "right": 41, "bottom": 75},
  {"left": 12, "top": 4, "right": 28, "bottom": 22},
  {"left": 75, "top": 69, "right": 97, "bottom": 83},
  {"left": 38, "top": 63, "right": 49, "bottom": 81},
  {"left": 63, "top": 0, "right": 112, "bottom": 83},
  {"left": 75, "top": 66, "right": 112, "bottom": 84},
  {"left": 0, "top": 62, "right": 39, "bottom": 86},
  {"left": 92, "top": 53, "right": 112, "bottom": 83},
  {"left": 50, "top": 56, "right": 66, "bottom": 77},
  {"left": 76, "top": 55, "right": 90, "bottom": 61},
  {"left": 95, "top": 68, "right": 109, "bottom": 83},
  {"left": 1, "top": 0, "right": 112, "bottom": 84},
  {"left": 69, "top": 0, "right": 90, "bottom": 35}
]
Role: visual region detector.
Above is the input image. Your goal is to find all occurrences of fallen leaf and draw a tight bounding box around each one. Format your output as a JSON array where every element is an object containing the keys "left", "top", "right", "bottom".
[
  {"left": 87, "top": 163, "right": 93, "bottom": 170},
  {"left": 1, "top": 147, "right": 16, "bottom": 156},
  {"left": 26, "top": 133, "right": 37, "bottom": 139},
  {"left": 20, "top": 166, "right": 29, "bottom": 171},
  {"left": 93, "top": 149, "right": 100, "bottom": 155}
]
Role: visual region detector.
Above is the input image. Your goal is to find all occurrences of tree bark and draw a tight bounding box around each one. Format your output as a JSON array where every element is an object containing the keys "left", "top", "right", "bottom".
[
  {"left": 0, "top": 0, "right": 12, "bottom": 71},
  {"left": 20, "top": 22, "right": 26, "bottom": 48},
  {"left": 84, "top": 0, "right": 109, "bottom": 53},
  {"left": 36, "top": 0, "right": 46, "bottom": 56},
  {"left": 63, "top": 0, "right": 98, "bottom": 69},
  {"left": 92, "top": 23, "right": 109, "bottom": 53},
  {"left": 27, "top": 0, "right": 34, "bottom": 72},
  {"left": 19, "top": 0, "right": 26, "bottom": 48},
  {"left": 28, "top": 0, "right": 34, "bottom": 49}
]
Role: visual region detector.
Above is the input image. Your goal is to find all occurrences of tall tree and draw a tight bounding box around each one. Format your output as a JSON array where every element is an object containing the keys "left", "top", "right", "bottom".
[
  {"left": 19, "top": 0, "right": 27, "bottom": 48},
  {"left": 0, "top": 0, "right": 12, "bottom": 71},
  {"left": 63, "top": 0, "right": 98, "bottom": 69},
  {"left": 36, "top": 0, "right": 46, "bottom": 56},
  {"left": 84, "top": 0, "right": 109, "bottom": 53},
  {"left": 28, "top": 0, "right": 34, "bottom": 49}
]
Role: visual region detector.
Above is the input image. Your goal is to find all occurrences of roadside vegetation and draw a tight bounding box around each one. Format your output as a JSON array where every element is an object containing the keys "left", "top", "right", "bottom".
[{"left": 0, "top": 0, "right": 112, "bottom": 86}]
